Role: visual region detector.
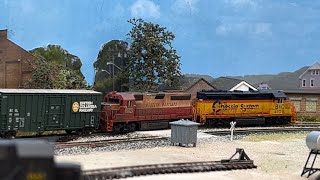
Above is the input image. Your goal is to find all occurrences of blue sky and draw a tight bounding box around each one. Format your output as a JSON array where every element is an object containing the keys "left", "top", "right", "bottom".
[{"left": 1, "top": 0, "right": 320, "bottom": 84}]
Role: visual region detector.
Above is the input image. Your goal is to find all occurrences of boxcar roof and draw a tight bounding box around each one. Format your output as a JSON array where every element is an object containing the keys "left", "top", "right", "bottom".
[{"left": 0, "top": 89, "right": 101, "bottom": 94}]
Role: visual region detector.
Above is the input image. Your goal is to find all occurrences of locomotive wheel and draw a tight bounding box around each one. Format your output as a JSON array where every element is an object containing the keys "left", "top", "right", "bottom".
[
  {"left": 76, "top": 129, "right": 83, "bottom": 136},
  {"left": 83, "top": 128, "right": 93, "bottom": 136},
  {"left": 127, "top": 123, "right": 137, "bottom": 132},
  {"left": 113, "top": 124, "right": 124, "bottom": 133},
  {"left": 65, "top": 130, "right": 73, "bottom": 134}
]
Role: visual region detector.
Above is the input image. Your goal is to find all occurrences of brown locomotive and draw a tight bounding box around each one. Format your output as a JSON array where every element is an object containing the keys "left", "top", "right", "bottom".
[{"left": 100, "top": 91, "right": 193, "bottom": 133}]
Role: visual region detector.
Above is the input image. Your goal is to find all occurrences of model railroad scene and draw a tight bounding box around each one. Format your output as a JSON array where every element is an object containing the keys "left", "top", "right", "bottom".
[
  {"left": 3, "top": 1, "right": 320, "bottom": 179},
  {"left": 1, "top": 88, "right": 320, "bottom": 179},
  {"left": 0, "top": 89, "right": 297, "bottom": 137}
]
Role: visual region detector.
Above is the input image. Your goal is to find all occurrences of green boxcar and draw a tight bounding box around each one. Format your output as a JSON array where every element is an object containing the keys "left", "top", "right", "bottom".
[{"left": 0, "top": 89, "right": 102, "bottom": 137}]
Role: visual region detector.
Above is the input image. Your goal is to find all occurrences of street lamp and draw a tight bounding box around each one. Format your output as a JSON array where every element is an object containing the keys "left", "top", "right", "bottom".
[
  {"left": 107, "top": 52, "right": 127, "bottom": 91},
  {"left": 106, "top": 62, "right": 122, "bottom": 70},
  {"left": 108, "top": 53, "right": 121, "bottom": 91},
  {"left": 101, "top": 69, "right": 111, "bottom": 74}
]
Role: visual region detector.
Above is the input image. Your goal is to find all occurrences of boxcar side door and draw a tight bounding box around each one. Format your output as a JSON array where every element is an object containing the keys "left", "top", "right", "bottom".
[{"left": 44, "top": 96, "right": 65, "bottom": 130}]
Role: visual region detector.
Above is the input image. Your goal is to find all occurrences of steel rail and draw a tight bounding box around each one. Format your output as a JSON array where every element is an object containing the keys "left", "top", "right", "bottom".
[
  {"left": 55, "top": 136, "right": 168, "bottom": 149},
  {"left": 205, "top": 127, "right": 320, "bottom": 136},
  {"left": 82, "top": 160, "right": 256, "bottom": 180}
]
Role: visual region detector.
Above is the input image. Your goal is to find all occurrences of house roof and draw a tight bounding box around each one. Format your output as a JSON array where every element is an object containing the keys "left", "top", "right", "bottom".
[
  {"left": 211, "top": 77, "right": 258, "bottom": 91},
  {"left": 211, "top": 77, "right": 243, "bottom": 90},
  {"left": 230, "top": 81, "right": 258, "bottom": 91},
  {"left": 185, "top": 78, "right": 216, "bottom": 91},
  {"left": 283, "top": 89, "right": 320, "bottom": 94},
  {"left": 299, "top": 62, "right": 320, "bottom": 79}
]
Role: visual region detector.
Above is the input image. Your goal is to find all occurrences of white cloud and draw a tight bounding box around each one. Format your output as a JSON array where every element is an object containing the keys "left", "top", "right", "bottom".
[
  {"left": 130, "top": 0, "right": 160, "bottom": 19},
  {"left": 172, "top": 0, "right": 199, "bottom": 15},
  {"left": 224, "top": 0, "right": 258, "bottom": 9},
  {"left": 216, "top": 22, "right": 272, "bottom": 38}
]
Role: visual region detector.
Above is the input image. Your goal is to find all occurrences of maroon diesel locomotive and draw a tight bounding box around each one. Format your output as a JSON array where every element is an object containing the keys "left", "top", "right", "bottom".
[{"left": 100, "top": 91, "right": 194, "bottom": 133}]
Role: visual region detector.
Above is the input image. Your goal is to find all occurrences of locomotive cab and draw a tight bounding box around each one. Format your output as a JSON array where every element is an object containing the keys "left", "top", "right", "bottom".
[{"left": 100, "top": 91, "right": 137, "bottom": 132}]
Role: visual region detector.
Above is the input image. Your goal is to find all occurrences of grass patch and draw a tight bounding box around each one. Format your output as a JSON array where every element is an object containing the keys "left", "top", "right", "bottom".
[
  {"left": 298, "top": 115, "right": 320, "bottom": 122},
  {"left": 241, "top": 132, "right": 308, "bottom": 142}
]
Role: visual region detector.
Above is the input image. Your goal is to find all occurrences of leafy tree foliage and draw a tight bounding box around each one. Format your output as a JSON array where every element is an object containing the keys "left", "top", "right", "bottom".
[
  {"left": 93, "top": 40, "right": 129, "bottom": 94},
  {"left": 26, "top": 45, "right": 87, "bottom": 89},
  {"left": 30, "top": 45, "right": 84, "bottom": 78},
  {"left": 126, "top": 18, "right": 182, "bottom": 91}
]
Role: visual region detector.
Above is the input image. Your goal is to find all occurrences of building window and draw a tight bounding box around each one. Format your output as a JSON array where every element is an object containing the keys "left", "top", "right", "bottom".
[
  {"left": 306, "top": 101, "right": 317, "bottom": 112},
  {"left": 311, "top": 79, "right": 314, "bottom": 87},
  {"left": 317, "top": 70, "right": 320, "bottom": 75},
  {"left": 292, "top": 101, "right": 301, "bottom": 112},
  {"left": 302, "top": 79, "right": 306, "bottom": 87}
]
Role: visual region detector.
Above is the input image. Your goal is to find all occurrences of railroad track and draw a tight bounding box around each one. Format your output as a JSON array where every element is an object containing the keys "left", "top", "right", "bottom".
[
  {"left": 205, "top": 126, "right": 320, "bottom": 136},
  {"left": 82, "top": 148, "right": 256, "bottom": 180},
  {"left": 292, "top": 122, "right": 320, "bottom": 127},
  {"left": 55, "top": 136, "right": 168, "bottom": 149}
]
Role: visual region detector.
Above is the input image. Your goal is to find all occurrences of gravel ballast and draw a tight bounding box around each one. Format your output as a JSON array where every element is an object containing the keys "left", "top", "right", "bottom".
[{"left": 55, "top": 131, "right": 320, "bottom": 180}]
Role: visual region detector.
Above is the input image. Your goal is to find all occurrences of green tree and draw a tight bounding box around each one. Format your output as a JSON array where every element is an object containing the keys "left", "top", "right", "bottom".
[
  {"left": 30, "top": 44, "right": 84, "bottom": 78},
  {"left": 93, "top": 40, "right": 129, "bottom": 94},
  {"left": 26, "top": 45, "right": 88, "bottom": 89},
  {"left": 126, "top": 18, "right": 182, "bottom": 91}
]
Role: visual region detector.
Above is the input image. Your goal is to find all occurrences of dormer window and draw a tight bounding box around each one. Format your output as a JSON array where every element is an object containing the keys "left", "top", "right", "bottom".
[{"left": 316, "top": 70, "right": 319, "bottom": 75}]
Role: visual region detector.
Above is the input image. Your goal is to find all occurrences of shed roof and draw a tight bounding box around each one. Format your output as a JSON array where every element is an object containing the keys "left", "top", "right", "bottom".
[
  {"left": 169, "top": 119, "right": 200, "bottom": 126},
  {"left": 0, "top": 89, "right": 101, "bottom": 94}
]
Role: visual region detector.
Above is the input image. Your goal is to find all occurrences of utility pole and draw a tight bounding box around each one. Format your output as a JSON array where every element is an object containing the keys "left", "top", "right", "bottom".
[{"left": 112, "top": 55, "right": 115, "bottom": 91}]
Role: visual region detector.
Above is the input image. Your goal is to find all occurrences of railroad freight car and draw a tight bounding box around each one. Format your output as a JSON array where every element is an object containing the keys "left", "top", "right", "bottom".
[
  {"left": 195, "top": 90, "right": 297, "bottom": 127},
  {"left": 0, "top": 89, "right": 102, "bottom": 138},
  {"left": 100, "top": 91, "right": 193, "bottom": 133}
]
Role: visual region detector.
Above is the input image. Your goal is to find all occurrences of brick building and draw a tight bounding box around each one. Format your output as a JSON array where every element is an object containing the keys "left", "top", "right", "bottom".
[
  {"left": 0, "top": 29, "right": 36, "bottom": 88},
  {"left": 184, "top": 78, "right": 216, "bottom": 98},
  {"left": 284, "top": 90, "right": 320, "bottom": 117}
]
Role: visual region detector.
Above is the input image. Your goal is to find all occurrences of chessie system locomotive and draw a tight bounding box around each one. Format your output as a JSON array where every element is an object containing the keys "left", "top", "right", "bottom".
[{"left": 0, "top": 89, "right": 296, "bottom": 137}]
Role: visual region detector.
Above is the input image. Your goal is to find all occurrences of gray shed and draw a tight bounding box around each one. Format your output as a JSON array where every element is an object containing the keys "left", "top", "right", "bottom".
[{"left": 169, "top": 119, "right": 200, "bottom": 147}]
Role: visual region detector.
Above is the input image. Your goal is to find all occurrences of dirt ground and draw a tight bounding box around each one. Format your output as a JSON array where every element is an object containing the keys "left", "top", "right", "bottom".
[{"left": 55, "top": 131, "right": 320, "bottom": 180}]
